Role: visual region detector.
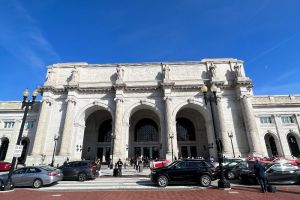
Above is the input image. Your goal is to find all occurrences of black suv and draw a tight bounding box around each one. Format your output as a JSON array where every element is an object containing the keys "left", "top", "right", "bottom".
[
  {"left": 151, "top": 159, "right": 214, "bottom": 187},
  {"left": 58, "top": 160, "right": 98, "bottom": 181}
]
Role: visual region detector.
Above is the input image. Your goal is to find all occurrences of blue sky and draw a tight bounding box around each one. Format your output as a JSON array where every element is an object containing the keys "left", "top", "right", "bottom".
[{"left": 0, "top": 0, "right": 300, "bottom": 100}]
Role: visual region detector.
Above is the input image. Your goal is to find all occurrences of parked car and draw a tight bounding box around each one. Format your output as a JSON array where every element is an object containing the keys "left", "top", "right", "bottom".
[
  {"left": 240, "top": 163, "right": 300, "bottom": 185},
  {"left": 212, "top": 157, "right": 245, "bottom": 168},
  {"left": 58, "top": 160, "right": 98, "bottom": 181},
  {"left": 151, "top": 159, "right": 214, "bottom": 187},
  {"left": 0, "top": 162, "right": 11, "bottom": 172},
  {"left": 223, "top": 161, "right": 255, "bottom": 180},
  {"left": 0, "top": 166, "right": 63, "bottom": 189}
]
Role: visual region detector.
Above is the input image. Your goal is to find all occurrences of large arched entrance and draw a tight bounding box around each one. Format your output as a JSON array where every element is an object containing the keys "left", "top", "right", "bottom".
[
  {"left": 287, "top": 134, "right": 300, "bottom": 158},
  {"left": 264, "top": 133, "right": 279, "bottom": 157},
  {"left": 129, "top": 109, "right": 161, "bottom": 160},
  {"left": 82, "top": 110, "right": 112, "bottom": 163},
  {"left": 176, "top": 108, "right": 209, "bottom": 159},
  {"left": 18, "top": 138, "right": 30, "bottom": 164},
  {"left": 0, "top": 138, "right": 9, "bottom": 161}
]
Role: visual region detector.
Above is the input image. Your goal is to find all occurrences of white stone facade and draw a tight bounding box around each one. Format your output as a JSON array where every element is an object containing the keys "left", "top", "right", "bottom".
[{"left": 0, "top": 58, "right": 300, "bottom": 166}]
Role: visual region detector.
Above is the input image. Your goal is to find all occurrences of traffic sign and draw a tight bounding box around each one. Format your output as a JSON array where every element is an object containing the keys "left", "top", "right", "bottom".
[{"left": 13, "top": 145, "right": 24, "bottom": 157}]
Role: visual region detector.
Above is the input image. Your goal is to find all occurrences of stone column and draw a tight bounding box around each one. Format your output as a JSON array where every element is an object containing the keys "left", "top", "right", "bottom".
[
  {"left": 113, "top": 97, "right": 123, "bottom": 162},
  {"left": 164, "top": 96, "right": 173, "bottom": 160},
  {"left": 31, "top": 99, "right": 52, "bottom": 155},
  {"left": 215, "top": 97, "right": 232, "bottom": 156},
  {"left": 59, "top": 98, "right": 76, "bottom": 156},
  {"left": 273, "top": 115, "right": 290, "bottom": 158},
  {"left": 295, "top": 114, "right": 300, "bottom": 134},
  {"left": 240, "top": 95, "right": 262, "bottom": 156}
]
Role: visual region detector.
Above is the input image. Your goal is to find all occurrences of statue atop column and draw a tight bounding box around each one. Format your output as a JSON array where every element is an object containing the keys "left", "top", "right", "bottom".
[
  {"left": 70, "top": 67, "right": 79, "bottom": 84},
  {"left": 209, "top": 63, "right": 216, "bottom": 78},
  {"left": 162, "top": 63, "right": 170, "bottom": 81},
  {"left": 45, "top": 68, "right": 55, "bottom": 85},
  {"left": 116, "top": 64, "right": 125, "bottom": 82},
  {"left": 234, "top": 63, "right": 243, "bottom": 77}
]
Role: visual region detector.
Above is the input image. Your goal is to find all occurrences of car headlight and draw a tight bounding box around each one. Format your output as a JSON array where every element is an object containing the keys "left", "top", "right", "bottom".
[{"left": 151, "top": 171, "right": 156, "bottom": 174}]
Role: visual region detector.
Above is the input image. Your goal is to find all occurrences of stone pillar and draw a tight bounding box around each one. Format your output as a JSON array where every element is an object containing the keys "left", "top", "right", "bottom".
[
  {"left": 31, "top": 99, "right": 52, "bottom": 155},
  {"left": 59, "top": 98, "right": 76, "bottom": 156},
  {"left": 295, "top": 114, "right": 300, "bottom": 134},
  {"left": 240, "top": 95, "right": 262, "bottom": 156},
  {"left": 215, "top": 97, "right": 232, "bottom": 156},
  {"left": 273, "top": 115, "right": 290, "bottom": 158},
  {"left": 164, "top": 96, "right": 173, "bottom": 160},
  {"left": 113, "top": 97, "right": 124, "bottom": 162}
]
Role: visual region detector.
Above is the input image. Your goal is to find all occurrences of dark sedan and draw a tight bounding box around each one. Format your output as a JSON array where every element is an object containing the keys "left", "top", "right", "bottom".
[
  {"left": 0, "top": 166, "right": 63, "bottom": 189},
  {"left": 240, "top": 163, "right": 300, "bottom": 185},
  {"left": 58, "top": 160, "right": 98, "bottom": 181},
  {"left": 223, "top": 161, "right": 255, "bottom": 180}
]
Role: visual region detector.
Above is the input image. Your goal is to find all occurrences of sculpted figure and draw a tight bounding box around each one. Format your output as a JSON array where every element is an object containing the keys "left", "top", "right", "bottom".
[
  {"left": 162, "top": 63, "right": 170, "bottom": 81},
  {"left": 70, "top": 68, "right": 79, "bottom": 83},
  {"left": 209, "top": 63, "right": 216, "bottom": 78},
  {"left": 45, "top": 68, "right": 54, "bottom": 83},
  {"left": 234, "top": 64, "right": 243, "bottom": 77},
  {"left": 116, "top": 64, "right": 124, "bottom": 81}
]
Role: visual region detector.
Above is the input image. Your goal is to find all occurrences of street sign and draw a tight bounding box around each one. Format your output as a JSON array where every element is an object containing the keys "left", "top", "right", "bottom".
[{"left": 13, "top": 145, "right": 24, "bottom": 157}]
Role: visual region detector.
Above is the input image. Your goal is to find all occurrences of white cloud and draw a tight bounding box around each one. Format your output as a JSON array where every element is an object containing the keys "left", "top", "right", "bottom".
[{"left": 0, "top": 0, "right": 60, "bottom": 67}]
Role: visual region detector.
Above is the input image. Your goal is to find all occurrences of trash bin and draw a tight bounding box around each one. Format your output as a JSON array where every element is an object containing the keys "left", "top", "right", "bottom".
[{"left": 113, "top": 168, "right": 118, "bottom": 177}]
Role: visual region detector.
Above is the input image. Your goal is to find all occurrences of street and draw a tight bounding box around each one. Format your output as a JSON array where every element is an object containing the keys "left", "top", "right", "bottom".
[{"left": 1, "top": 176, "right": 300, "bottom": 200}]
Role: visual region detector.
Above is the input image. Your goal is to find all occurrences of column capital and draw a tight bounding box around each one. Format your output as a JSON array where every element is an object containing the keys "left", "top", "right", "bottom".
[
  {"left": 66, "top": 97, "right": 77, "bottom": 104},
  {"left": 114, "top": 97, "right": 124, "bottom": 102},
  {"left": 163, "top": 96, "right": 172, "bottom": 101},
  {"left": 41, "top": 98, "right": 53, "bottom": 106}
]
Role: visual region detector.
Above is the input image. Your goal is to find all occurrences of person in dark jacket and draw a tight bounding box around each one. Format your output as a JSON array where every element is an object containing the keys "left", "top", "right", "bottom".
[{"left": 254, "top": 159, "right": 267, "bottom": 193}]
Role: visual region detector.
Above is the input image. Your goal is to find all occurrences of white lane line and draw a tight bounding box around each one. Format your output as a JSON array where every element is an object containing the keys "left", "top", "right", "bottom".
[{"left": 51, "top": 194, "right": 62, "bottom": 196}]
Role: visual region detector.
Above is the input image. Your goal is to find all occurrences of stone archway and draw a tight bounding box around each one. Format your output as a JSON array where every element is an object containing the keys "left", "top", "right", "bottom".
[
  {"left": 264, "top": 133, "right": 279, "bottom": 157},
  {"left": 82, "top": 109, "right": 113, "bottom": 162},
  {"left": 176, "top": 108, "right": 209, "bottom": 159},
  {"left": 287, "top": 133, "right": 300, "bottom": 158},
  {"left": 0, "top": 138, "right": 9, "bottom": 161},
  {"left": 128, "top": 107, "right": 162, "bottom": 162},
  {"left": 18, "top": 137, "right": 30, "bottom": 164}
]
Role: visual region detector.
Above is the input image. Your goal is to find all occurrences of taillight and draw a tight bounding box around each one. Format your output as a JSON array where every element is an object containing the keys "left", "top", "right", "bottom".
[{"left": 48, "top": 172, "right": 57, "bottom": 176}]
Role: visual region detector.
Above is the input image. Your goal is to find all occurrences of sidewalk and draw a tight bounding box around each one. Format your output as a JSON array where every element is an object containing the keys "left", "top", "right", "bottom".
[{"left": 99, "top": 165, "right": 151, "bottom": 177}]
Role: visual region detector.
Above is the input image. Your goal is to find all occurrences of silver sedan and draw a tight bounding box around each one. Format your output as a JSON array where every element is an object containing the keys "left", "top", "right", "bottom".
[{"left": 0, "top": 166, "right": 63, "bottom": 188}]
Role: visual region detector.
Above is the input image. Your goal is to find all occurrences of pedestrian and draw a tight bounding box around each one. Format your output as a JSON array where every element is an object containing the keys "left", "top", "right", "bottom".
[
  {"left": 254, "top": 159, "right": 267, "bottom": 193},
  {"left": 116, "top": 158, "right": 123, "bottom": 176},
  {"left": 96, "top": 158, "right": 101, "bottom": 171}
]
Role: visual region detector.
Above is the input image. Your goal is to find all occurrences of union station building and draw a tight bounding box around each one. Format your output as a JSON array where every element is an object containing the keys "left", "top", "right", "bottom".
[{"left": 0, "top": 58, "right": 300, "bottom": 166}]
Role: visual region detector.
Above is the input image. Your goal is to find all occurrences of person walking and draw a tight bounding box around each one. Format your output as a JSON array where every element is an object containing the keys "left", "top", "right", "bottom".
[{"left": 254, "top": 159, "right": 267, "bottom": 193}]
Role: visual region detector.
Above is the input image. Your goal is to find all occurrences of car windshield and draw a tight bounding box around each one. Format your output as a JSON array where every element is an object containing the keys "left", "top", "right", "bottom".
[{"left": 40, "top": 166, "right": 55, "bottom": 171}]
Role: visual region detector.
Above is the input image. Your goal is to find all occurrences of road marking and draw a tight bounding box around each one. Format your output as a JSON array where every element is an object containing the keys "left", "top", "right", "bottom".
[
  {"left": 228, "top": 191, "right": 239, "bottom": 194},
  {"left": 51, "top": 194, "right": 62, "bottom": 197}
]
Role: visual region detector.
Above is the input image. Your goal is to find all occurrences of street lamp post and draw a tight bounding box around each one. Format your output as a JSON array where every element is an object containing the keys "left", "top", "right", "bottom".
[
  {"left": 228, "top": 131, "right": 235, "bottom": 158},
  {"left": 169, "top": 133, "right": 174, "bottom": 162},
  {"left": 201, "top": 84, "right": 231, "bottom": 189},
  {"left": 50, "top": 135, "right": 59, "bottom": 167},
  {"left": 110, "top": 132, "right": 115, "bottom": 169},
  {"left": 3, "top": 88, "right": 39, "bottom": 191}
]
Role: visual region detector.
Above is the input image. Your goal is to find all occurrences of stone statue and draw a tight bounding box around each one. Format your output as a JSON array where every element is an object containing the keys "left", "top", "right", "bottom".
[
  {"left": 234, "top": 64, "right": 243, "bottom": 77},
  {"left": 209, "top": 63, "right": 216, "bottom": 78},
  {"left": 70, "top": 68, "right": 79, "bottom": 84},
  {"left": 45, "top": 68, "right": 54, "bottom": 84},
  {"left": 116, "top": 65, "right": 124, "bottom": 81},
  {"left": 162, "top": 63, "right": 170, "bottom": 81}
]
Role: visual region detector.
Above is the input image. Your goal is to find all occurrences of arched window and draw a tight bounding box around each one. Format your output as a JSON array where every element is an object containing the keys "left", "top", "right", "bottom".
[
  {"left": 269, "top": 136, "right": 278, "bottom": 156},
  {"left": 0, "top": 138, "right": 9, "bottom": 161},
  {"left": 288, "top": 135, "right": 300, "bottom": 157},
  {"left": 98, "top": 119, "right": 112, "bottom": 142},
  {"left": 176, "top": 118, "right": 196, "bottom": 141},
  {"left": 135, "top": 118, "right": 158, "bottom": 142}
]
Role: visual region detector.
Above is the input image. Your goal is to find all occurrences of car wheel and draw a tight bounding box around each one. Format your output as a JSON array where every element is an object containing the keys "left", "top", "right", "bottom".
[
  {"left": 78, "top": 173, "right": 87, "bottom": 182},
  {"left": 227, "top": 172, "right": 235, "bottom": 180},
  {"left": 200, "top": 175, "right": 211, "bottom": 187},
  {"left": 33, "top": 179, "right": 43, "bottom": 188},
  {"left": 157, "top": 175, "right": 168, "bottom": 187}
]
